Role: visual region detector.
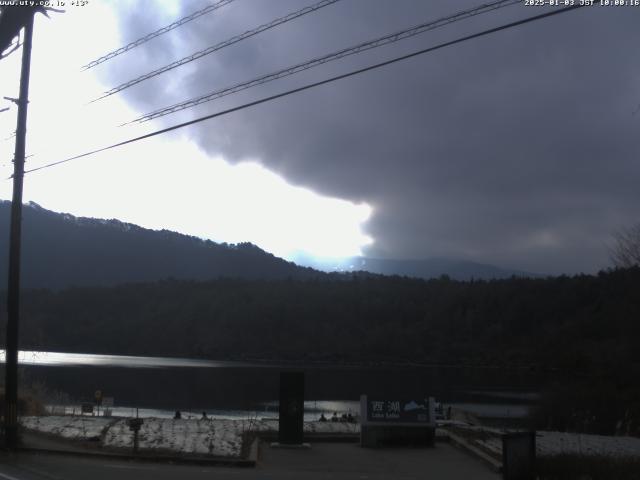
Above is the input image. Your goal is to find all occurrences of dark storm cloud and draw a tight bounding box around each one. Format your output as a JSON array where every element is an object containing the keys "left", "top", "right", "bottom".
[{"left": 103, "top": 0, "right": 640, "bottom": 274}]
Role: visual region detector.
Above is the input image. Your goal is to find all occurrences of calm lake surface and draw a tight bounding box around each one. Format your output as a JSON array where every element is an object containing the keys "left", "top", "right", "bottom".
[
  {"left": 0, "top": 350, "right": 275, "bottom": 369},
  {"left": 2, "top": 350, "right": 542, "bottom": 419}
]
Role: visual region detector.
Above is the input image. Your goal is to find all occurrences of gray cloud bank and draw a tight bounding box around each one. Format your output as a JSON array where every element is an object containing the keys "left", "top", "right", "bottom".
[{"left": 102, "top": 0, "right": 640, "bottom": 274}]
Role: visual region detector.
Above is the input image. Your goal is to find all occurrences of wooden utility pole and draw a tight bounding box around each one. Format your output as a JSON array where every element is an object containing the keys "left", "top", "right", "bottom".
[{"left": 4, "top": 12, "right": 34, "bottom": 450}]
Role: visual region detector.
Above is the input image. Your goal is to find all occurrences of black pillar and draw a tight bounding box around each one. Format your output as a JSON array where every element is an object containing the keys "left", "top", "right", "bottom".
[{"left": 278, "top": 371, "right": 304, "bottom": 445}]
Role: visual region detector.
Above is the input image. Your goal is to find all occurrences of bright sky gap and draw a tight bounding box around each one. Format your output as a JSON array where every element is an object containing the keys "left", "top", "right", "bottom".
[{"left": 0, "top": 1, "right": 373, "bottom": 261}]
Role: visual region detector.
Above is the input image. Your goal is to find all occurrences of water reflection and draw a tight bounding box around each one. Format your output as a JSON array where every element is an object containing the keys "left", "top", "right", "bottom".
[{"left": 0, "top": 350, "right": 269, "bottom": 369}]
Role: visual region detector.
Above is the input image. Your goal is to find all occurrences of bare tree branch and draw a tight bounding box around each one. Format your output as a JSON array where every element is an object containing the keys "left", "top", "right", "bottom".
[{"left": 610, "top": 224, "right": 640, "bottom": 268}]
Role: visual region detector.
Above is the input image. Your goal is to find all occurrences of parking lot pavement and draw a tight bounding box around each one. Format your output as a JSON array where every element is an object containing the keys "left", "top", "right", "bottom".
[
  {"left": 0, "top": 442, "right": 499, "bottom": 480},
  {"left": 257, "top": 441, "right": 500, "bottom": 479}
]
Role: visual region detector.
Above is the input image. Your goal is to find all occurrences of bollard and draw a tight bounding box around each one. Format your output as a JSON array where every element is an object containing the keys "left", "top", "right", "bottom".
[
  {"left": 126, "top": 418, "right": 144, "bottom": 453},
  {"left": 502, "top": 431, "right": 536, "bottom": 480}
]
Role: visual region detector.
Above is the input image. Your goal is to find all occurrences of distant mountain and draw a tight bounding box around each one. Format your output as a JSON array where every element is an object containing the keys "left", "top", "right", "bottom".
[
  {"left": 293, "top": 255, "right": 541, "bottom": 280},
  {"left": 0, "top": 201, "right": 319, "bottom": 290},
  {"left": 0, "top": 201, "right": 538, "bottom": 290}
]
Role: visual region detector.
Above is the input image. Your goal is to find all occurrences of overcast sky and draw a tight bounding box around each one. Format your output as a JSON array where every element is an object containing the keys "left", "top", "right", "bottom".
[{"left": 1, "top": 0, "right": 639, "bottom": 275}]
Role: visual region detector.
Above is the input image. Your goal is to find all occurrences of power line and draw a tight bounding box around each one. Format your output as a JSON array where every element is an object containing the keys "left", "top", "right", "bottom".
[
  {"left": 92, "top": 0, "right": 342, "bottom": 103},
  {"left": 0, "top": 39, "right": 21, "bottom": 61},
  {"left": 21, "top": 4, "right": 586, "bottom": 177},
  {"left": 2, "top": 131, "right": 16, "bottom": 141},
  {"left": 82, "top": 0, "right": 236, "bottom": 71},
  {"left": 128, "top": 0, "right": 520, "bottom": 125}
]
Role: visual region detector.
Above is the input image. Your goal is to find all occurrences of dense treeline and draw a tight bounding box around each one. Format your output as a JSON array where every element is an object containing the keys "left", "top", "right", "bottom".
[{"left": 1, "top": 267, "right": 638, "bottom": 375}]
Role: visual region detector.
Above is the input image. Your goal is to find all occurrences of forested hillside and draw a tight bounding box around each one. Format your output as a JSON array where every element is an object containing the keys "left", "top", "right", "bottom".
[
  {"left": 0, "top": 201, "right": 318, "bottom": 289},
  {"left": 3, "top": 267, "right": 638, "bottom": 375}
]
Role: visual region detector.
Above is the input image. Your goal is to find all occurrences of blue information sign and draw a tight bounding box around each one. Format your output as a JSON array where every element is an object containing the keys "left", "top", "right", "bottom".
[{"left": 366, "top": 398, "right": 432, "bottom": 423}]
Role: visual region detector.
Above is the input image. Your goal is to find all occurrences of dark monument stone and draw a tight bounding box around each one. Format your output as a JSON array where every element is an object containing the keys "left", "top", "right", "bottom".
[
  {"left": 278, "top": 371, "right": 305, "bottom": 445},
  {"left": 502, "top": 431, "right": 536, "bottom": 480}
]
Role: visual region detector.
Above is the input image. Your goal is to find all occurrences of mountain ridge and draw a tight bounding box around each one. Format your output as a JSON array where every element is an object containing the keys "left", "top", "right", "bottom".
[
  {"left": 0, "top": 200, "right": 319, "bottom": 290},
  {"left": 293, "top": 254, "right": 541, "bottom": 280},
  {"left": 1, "top": 201, "right": 540, "bottom": 289}
]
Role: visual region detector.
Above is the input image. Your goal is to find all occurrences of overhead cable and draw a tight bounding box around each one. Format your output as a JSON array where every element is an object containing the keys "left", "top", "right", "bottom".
[
  {"left": 82, "top": 0, "right": 236, "bottom": 70},
  {"left": 128, "top": 0, "right": 520, "bottom": 125},
  {"left": 92, "top": 0, "right": 342, "bottom": 102},
  {"left": 22, "top": 4, "right": 586, "bottom": 177}
]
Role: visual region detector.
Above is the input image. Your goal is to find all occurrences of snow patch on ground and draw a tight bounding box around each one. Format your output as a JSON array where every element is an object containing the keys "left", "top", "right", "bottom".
[
  {"left": 536, "top": 431, "right": 640, "bottom": 458},
  {"left": 103, "top": 418, "right": 251, "bottom": 457},
  {"left": 20, "top": 416, "right": 360, "bottom": 458},
  {"left": 449, "top": 425, "right": 640, "bottom": 459},
  {"left": 20, "top": 416, "right": 113, "bottom": 441}
]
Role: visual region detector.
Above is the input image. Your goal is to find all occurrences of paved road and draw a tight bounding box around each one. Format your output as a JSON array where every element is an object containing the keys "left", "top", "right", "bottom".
[{"left": 0, "top": 442, "right": 500, "bottom": 480}]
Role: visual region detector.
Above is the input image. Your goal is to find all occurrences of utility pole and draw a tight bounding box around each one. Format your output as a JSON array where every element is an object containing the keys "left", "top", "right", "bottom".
[{"left": 4, "top": 12, "right": 34, "bottom": 450}]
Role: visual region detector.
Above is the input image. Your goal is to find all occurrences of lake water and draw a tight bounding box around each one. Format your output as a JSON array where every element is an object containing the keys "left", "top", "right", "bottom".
[
  {"left": 45, "top": 400, "right": 362, "bottom": 422},
  {"left": 0, "top": 350, "right": 273, "bottom": 369},
  {"left": 3, "top": 350, "right": 541, "bottom": 421}
]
